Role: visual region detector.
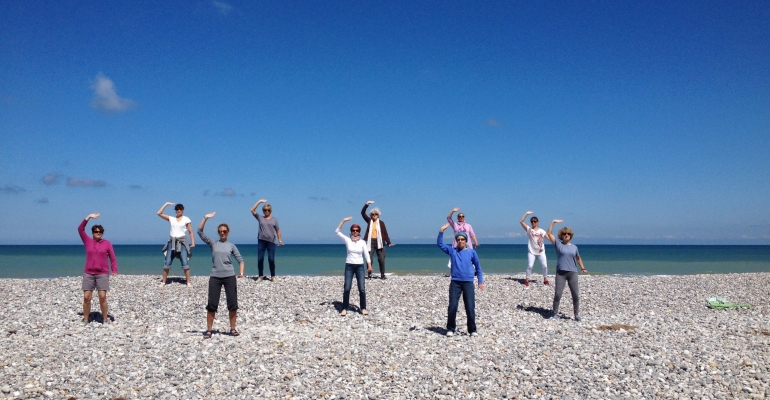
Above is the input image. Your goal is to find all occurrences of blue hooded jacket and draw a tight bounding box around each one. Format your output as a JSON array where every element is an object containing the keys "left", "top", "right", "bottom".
[{"left": 437, "top": 231, "right": 483, "bottom": 284}]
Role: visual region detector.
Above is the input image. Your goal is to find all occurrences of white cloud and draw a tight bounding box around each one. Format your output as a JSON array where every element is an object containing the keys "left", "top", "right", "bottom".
[
  {"left": 67, "top": 177, "right": 107, "bottom": 187},
  {"left": 211, "top": 1, "right": 233, "bottom": 15},
  {"left": 90, "top": 73, "right": 137, "bottom": 111},
  {"left": 41, "top": 172, "right": 61, "bottom": 185},
  {"left": 485, "top": 118, "right": 502, "bottom": 127}
]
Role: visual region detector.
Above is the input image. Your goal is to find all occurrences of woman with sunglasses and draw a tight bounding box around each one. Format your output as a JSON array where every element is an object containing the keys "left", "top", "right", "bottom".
[
  {"left": 546, "top": 219, "right": 588, "bottom": 321},
  {"left": 446, "top": 207, "right": 479, "bottom": 268},
  {"left": 250, "top": 199, "right": 283, "bottom": 282},
  {"left": 198, "top": 212, "right": 245, "bottom": 339},
  {"left": 335, "top": 217, "right": 373, "bottom": 316},
  {"left": 157, "top": 202, "right": 195, "bottom": 287},
  {"left": 361, "top": 200, "right": 394, "bottom": 279},
  {"left": 78, "top": 213, "right": 118, "bottom": 324}
]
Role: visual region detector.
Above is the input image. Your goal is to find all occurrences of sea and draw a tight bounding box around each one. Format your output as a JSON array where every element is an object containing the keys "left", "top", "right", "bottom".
[{"left": 0, "top": 244, "right": 768, "bottom": 279}]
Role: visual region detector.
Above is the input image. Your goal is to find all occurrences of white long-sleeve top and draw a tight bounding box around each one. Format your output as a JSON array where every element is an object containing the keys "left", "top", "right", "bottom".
[{"left": 336, "top": 228, "right": 371, "bottom": 265}]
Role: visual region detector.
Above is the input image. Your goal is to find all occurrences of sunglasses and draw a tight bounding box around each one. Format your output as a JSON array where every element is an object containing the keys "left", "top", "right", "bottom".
[
  {"left": 351, "top": 229, "right": 360, "bottom": 232},
  {"left": 218, "top": 230, "right": 229, "bottom": 234},
  {"left": 92, "top": 231, "right": 103, "bottom": 234},
  {"left": 457, "top": 237, "right": 467, "bottom": 241}
]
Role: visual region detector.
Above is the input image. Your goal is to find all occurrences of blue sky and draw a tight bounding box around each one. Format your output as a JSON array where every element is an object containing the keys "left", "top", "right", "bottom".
[{"left": 1, "top": 1, "right": 768, "bottom": 245}]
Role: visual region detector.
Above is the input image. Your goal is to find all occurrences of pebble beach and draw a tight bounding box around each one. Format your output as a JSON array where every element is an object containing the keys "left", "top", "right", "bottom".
[{"left": 1, "top": 273, "right": 768, "bottom": 399}]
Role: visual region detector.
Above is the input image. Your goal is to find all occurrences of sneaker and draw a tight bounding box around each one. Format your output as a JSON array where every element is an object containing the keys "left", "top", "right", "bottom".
[
  {"left": 524, "top": 279, "right": 529, "bottom": 287},
  {"left": 340, "top": 310, "right": 347, "bottom": 316},
  {"left": 550, "top": 313, "right": 558, "bottom": 320},
  {"left": 446, "top": 330, "right": 455, "bottom": 337},
  {"left": 159, "top": 282, "right": 166, "bottom": 288},
  {"left": 256, "top": 276, "right": 265, "bottom": 282},
  {"left": 270, "top": 276, "right": 278, "bottom": 282},
  {"left": 574, "top": 316, "right": 582, "bottom": 322},
  {"left": 361, "top": 309, "right": 368, "bottom": 315},
  {"left": 470, "top": 332, "right": 477, "bottom": 337},
  {"left": 543, "top": 279, "right": 550, "bottom": 286},
  {"left": 186, "top": 282, "right": 192, "bottom": 287}
]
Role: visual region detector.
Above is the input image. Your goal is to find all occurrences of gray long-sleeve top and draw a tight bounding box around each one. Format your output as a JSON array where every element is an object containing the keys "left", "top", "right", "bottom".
[{"left": 198, "top": 229, "right": 244, "bottom": 278}]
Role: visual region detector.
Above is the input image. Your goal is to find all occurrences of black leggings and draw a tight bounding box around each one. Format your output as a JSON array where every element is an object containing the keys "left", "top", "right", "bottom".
[
  {"left": 206, "top": 276, "right": 238, "bottom": 312},
  {"left": 368, "top": 246, "right": 386, "bottom": 276},
  {"left": 552, "top": 270, "right": 579, "bottom": 317}
]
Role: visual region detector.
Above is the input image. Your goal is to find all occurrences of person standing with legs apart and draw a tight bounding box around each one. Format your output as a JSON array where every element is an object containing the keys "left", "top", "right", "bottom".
[
  {"left": 335, "top": 217, "right": 372, "bottom": 316},
  {"left": 545, "top": 220, "right": 587, "bottom": 321},
  {"left": 446, "top": 207, "right": 479, "bottom": 268},
  {"left": 250, "top": 199, "right": 283, "bottom": 282},
  {"left": 198, "top": 212, "right": 245, "bottom": 339},
  {"left": 157, "top": 202, "right": 195, "bottom": 287},
  {"left": 520, "top": 211, "right": 549, "bottom": 286},
  {"left": 438, "top": 223, "right": 484, "bottom": 336},
  {"left": 78, "top": 213, "right": 118, "bottom": 324},
  {"left": 361, "top": 200, "right": 394, "bottom": 279}
]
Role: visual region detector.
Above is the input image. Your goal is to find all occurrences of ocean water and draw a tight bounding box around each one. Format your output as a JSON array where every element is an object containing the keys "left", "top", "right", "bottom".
[{"left": 0, "top": 244, "right": 768, "bottom": 279}]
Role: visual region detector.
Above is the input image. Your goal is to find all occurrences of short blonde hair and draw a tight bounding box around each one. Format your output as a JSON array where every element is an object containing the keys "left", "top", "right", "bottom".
[
  {"left": 370, "top": 207, "right": 381, "bottom": 217},
  {"left": 263, "top": 204, "right": 272, "bottom": 212},
  {"left": 558, "top": 227, "right": 574, "bottom": 240}
]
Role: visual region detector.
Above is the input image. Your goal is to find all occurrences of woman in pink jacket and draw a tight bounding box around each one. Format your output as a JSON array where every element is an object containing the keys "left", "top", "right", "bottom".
[{"left": 78, "top": 213, "right": 118, "bottom": 324}]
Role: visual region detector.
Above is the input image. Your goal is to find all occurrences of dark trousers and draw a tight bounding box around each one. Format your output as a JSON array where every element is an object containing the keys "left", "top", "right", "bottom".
[
  {"left": 206, "top": 275, "right": 238, "bottom": 312},
  {"left": 342, "top": 263, "right": 367, "bottom": 310},
  {"left": 447, "top": 280, "right": 476, "bottom": 333},
  {"left": 368, "top": 246, "right": 386, "bottom": 277},
  {"left": 553, "top": 270, "right": 580, "bottom": 317},
  {"left": 257, "top": 239, "right": 276, "bottom": 277}
]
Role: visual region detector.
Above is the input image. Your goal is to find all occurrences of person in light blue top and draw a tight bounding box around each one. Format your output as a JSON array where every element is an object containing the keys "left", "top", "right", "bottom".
[
  {"left": 438, "top": 223, "right": 484, "bottom": 337},
  {"left": 546, "top": 219, "right": 588, "bottom": 322}
]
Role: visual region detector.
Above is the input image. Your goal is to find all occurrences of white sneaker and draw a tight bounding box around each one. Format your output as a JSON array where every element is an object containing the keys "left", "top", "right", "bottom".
[
  {"left": 256, "top": 276, "right": 265, "bottom": 282},
  {"left": 446, "top": 330, "right": 454, "bottom": 337},
  {"left": 271, "top": 276, "right": 278, "bottom": 282},
  {"left": 470, "top": 332, "right": 477, "bottom": 337},
  {"left": 159, "top": 282, "right": 165, "bottom": 288},
  {"left": 187, "top": 282, "right": 192, "bottom": 287},
  {"left": 361, "top": 309, "right": 368, "bottom": 315},
  {"left": 340, "top": 310, "right": 347, "bottom": 316}
]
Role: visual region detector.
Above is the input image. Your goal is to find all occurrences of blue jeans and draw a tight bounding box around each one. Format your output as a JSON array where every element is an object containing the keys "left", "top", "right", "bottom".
[
  {"left": 447, "top": 280, "right": 476, "bottom": 334},
  {"left": 257, "top": 239, "right": 276, "bottom": 277},
  {"left": 164, "top": 240, "right": 189, "bottom": 270},
  {"left": 342, "top": 263, "right": 366, "bottom": 310}
]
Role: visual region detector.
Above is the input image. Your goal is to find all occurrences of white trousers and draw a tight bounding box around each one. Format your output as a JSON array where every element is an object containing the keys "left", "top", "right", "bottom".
[{"left": 527, "top": 252, "right": 548, "bottom": 279}]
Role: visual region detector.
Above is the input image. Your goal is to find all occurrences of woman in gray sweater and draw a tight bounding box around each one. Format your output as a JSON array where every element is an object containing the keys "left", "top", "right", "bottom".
[{"left": 198, "top": 212, "right": 245, "bottom": 339}]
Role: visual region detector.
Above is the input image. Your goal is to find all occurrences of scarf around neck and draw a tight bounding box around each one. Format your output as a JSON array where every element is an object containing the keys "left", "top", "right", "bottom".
[{"left": 367, "top": 219, "right": 383, "bottom": 250}]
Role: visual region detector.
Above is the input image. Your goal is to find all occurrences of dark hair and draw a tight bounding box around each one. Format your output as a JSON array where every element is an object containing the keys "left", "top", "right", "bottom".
[
  {"left": 91, "top": 225, "right": 104, "bottom": 233},
  {"left": 530, "top": 216, "right": 538, "bottom": 223},
  {"left": 217, "top": 223, "right": 230, "bottom": 232},
  {"left": 174, "top": 204, "right": 184, "bottom": 211},
  {"left": 350, "top": 224, "right": 361, "bottom": 232}
]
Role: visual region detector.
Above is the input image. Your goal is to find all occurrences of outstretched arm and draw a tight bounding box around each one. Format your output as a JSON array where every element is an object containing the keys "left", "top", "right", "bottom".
[
  {"left": 250, "top": 199, "right": 267, "bottom": 215},
  {"left": 198, "top": 212, "right": 216, "bottom": 231},
  {"left": 520, "top": 211, "right": 533, "bottom": 231},
  {"left": 337, "top": 216, "right": 353, "bottom": 230},
  {"left": 546, "top": 219, "right": 562, "bottom": 243},
  {"left": 157, "top": 202, "right": 173, "bottom": 221},
  {"left": 361, "top": 201, "right": 374, "bottom": 222}
]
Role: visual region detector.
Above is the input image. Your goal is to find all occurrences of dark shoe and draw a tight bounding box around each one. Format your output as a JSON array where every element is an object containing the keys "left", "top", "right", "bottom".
[
  {"left": 203, "top": 330, "right": 213, "bottom": 339},
  {"left": 229, "top": 327, "right": 240, "bottom": 336},
  {"left": 574, "top": 316, "right": 582, "bottom": 322},
  {"left": 381, "top": 275, "right": 387, "bottom": 280}
]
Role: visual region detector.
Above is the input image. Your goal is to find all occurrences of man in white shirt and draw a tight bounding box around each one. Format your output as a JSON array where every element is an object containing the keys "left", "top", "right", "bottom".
[{"left": 520, "top": 211, "right": 549, "bottom": 286}]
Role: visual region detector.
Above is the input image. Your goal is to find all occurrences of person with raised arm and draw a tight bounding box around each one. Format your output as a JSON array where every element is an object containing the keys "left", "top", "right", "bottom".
[
  {"left": 250, "top": 199, "right": 283, "bottom": 282},
  {"left": 335, "top": 217, "right": 373, "bottom": 316},
  {"left": 361, "top": 200, "right": 394, "bottom": 279},
  {"left": 446, "top": 207, "right": 479, "bottom": 268},
  {"left": 198, "top": 212, "right": 245, "bottom": 339},
  {"left": 78, "top": 213, "right": 118, "bottom": 324},
  {"left": 520, "top": 211, "right": 549, "bottom": 286},
  {"left": 545, "top": 219, "right": 588, "bottom": 322},
  {"left": 438, "top": 223, "right": 484, "bottom": 337},
  {"left": 157, "top": 202, "right": 194, "bottom": 287}
]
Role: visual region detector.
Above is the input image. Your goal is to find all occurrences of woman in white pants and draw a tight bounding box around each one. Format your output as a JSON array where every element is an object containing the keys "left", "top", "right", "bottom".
[{"left": 520, "top": 211, "right": 548, "bottom": 286}]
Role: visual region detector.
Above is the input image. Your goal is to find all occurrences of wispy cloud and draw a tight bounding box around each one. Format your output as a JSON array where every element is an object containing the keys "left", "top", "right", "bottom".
[
  {"left": 128, "top": 184, "right": 142, "bottom": 190},
  {"left": 0, "top": 184, "right": 26, "bottom": 194},
  {"left": 308, "top": 196, "right": 330, "bottom": 201},
  {"left": 211, "top": 1, "right": 233, "bottom": 15},
  {"left": 41, "top": 172, "right": 61, "bottom": 185},
  {"left": 67, "top": 177, "right": 107, "bottom": 187},
  {"left": 219, "top": 188, "right": 238, "bottom": 197},
  {"left": 485, "top": 118, "right": 502, "bottom": 127},
  {"left": 36, "top": 197, "right": 49, "bottom": 204},
  {"left": 203, "top": 190, "right": 211, "bottom": 196},
  {"left": 90, "top": 73, "right": 137, "bottom": 111}
]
